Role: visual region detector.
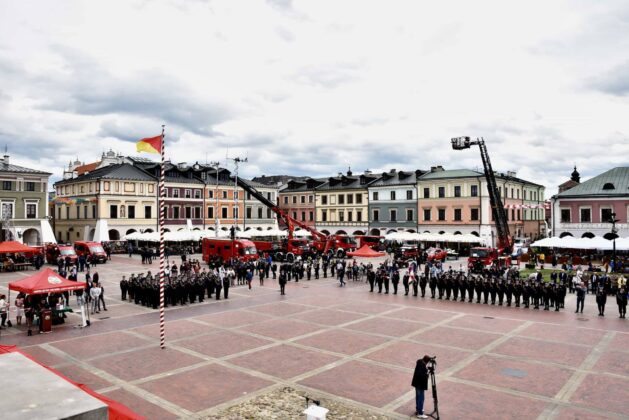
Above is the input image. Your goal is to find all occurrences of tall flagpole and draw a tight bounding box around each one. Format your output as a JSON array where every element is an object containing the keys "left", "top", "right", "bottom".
[{"left": 159, "top": 125, "right": 166, "bottom": 349}]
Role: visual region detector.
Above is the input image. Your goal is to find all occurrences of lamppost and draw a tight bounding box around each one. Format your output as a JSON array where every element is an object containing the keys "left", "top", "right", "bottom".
[{"left": 610, "top": 212, "right": 619, "bottom": 273}]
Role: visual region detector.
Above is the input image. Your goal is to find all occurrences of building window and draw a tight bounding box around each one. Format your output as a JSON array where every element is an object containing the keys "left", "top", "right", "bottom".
[
  {"left": 300, "top": 195, "right": 305, "bottom": 204},
  {"left": 104, "top": 181, "right": 110, "bottom": 191},
  {"left": 406, "top": 209, "right": 413, "bottom": 221},
  {"left": 560, "top": 209, "right": 571, "bottom": 223},
  {"left": 301, "top": 211, "right": 306, "bottom": 221},
  {"left": 2, "top": 181, "right": 11, "bottom": 190},
  {"left": 338, "top": 194, "right": 345, "bottom": 204},
  {"left": 83, "top": 206, "right": 88, "bottom": 219},
  {"left": 438, "top": 187, "right": 445, "bottom": 198},
  {"left": 26, "top": 203, "right": 37, "bottom": 219},
  {"left": 115, "top": 182, "right": 119, "bottom": 192},
  {"left": 373, "top": 209, "right": 379, "bottom": 221},
  {"left": 601, "top": 208, "right": 613, "bottom": 223},
  {"left": 423, "top": 208, "right": 431, "bottom": 221},
  {"left": 172, "top": 189, "right": 180, "bottom": 198},
  {"left": 321, "top": 195, "right": 328, "bottom": 205},
  {"left": 25, "top": 182, "right": 36, "bottom": 192},
  {"left": 208, "top": 190, "right": 214, "bottom": 199},
  {"left": 511, "top": 209, "right": 515, "bottom": 221},
  {"left": 517, "top": 189, "right": 520, "bottom": 199},
  {"left": 207, "top": 207, "right": 214, "bottom": 219},
  {"left": 292, "top": 196, "right": 297, "bottom": 204},
  {"left": 339, "top": 211, "right": 344, "bottom": 222},
  {"left": 148, "top": 184, "right": 154, "bottom": 193},
  {"left": 406, "top": 190, "right": 413, "bottom": 200},
  {"left": 373, "top": 192, "right": 379, "bottom": 201},
  {"left": 292, "top": 211, "right": 297, "bottom": 220},
  {"left": 580, "top": 208, "right": 591, "bottom": 223},
  {"left": 390, "top": 209, "right": 397, "bottom": 222},
  {"left": 390, "top": 191, "right": 396, "bottom": 200},
  {"left": 194, "top": 190, "right": 201, "bottom": 199},
  {"left": 471, "top": 185, "right": 478, "bottom": 197},
  {"left": 128, "top": 205, "right": 136, "bottom": 219},
  {"left": 257, "top": 207, "right": 263, "bottom": 219},
  {"left": 471, "top": 208, "right": 479, "bottom": 221},
  {"left": 57, "top": 206, "right": 61, "bottom": 219},
  {"left": 423, "top": 188, "right": 429, "bottom": 198},
  {"left": 183, "top": 207, "right": 191, "bottom": 219},
  {"left": 356, "top": 194, "right": 362, "bottom": 204},
  {"left": 347, "top": 211, "right": 353, "bottom": 222},
  {"left": 309, "top": 211, "right": 314, "bottom": 221},
  {"left": 194, "top": 207, "right": 201, "bottom": 219},
  {"left": 308, "top": 195, "right": 313, "bottom": 203},
  {"left": 454, "top": 186, "right": 461, "bottom": 197},
  {"left": 454, "top": 208, "right": 462, "bottom": 221},
  {"left": 438, "top": 208, "right": 446, "bottom": 221},
  {"left": 145, "top": 206, "right": 152, "bottom": 219},
  {"left": 517, "top": 209, "right": 521, "bottom": 220},
  {"left": 347, "top": 194, "right": 353, "bottom": 204},
  {"left": 511, "top": 188, "right": 514, "bottom": 198},
  {"left": 284, "top": 196, "right": 289, "bottom": 204},
  {"left": 76, "top": 205, "right": 81, "bottom": 219},
  {"left": 357, "top": 211, "right": 362, "bottom": 222},
  {"left": 246, "top": 207, "right": 252, "bottom": 218},
  {"left": 321, "top": 210, "right": 327, "bottom": 222},
  {"left": 92, "top": 205, "right": 96, "bottom": 218},
  {"left": 171, "top": 206, "right": 179, "bottom": 219},
  {"left": 110, "top": 205, "right": 118, "bottom": 219},
  {"left": 222, "top": 191, "right": 228, "bottom": 199}
]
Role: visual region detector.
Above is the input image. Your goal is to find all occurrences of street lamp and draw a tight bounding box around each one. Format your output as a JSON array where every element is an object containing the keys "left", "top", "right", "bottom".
[{"left": 610, "top": 212, "right": 619, "bottom": 273}]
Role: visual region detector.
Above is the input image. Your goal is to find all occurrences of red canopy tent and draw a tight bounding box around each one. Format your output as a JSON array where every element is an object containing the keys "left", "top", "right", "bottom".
[
  {"left": 0, "top": 240, "right": 36, "bottom": 254},
  {"left": 347, "top": 244, "right": 386, "bottom": 258},
  {"left": 8, "top": 268, "right": 86, "bottom": 295}
]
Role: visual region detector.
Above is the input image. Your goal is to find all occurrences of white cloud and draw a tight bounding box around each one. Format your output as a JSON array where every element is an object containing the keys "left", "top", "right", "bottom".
[{"left": 1, "top": 0, "right": 629, "bottom": 196}]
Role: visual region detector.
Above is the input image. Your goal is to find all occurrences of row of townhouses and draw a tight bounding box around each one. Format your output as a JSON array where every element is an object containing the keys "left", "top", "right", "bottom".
[
  {"left": 2, "top": 149, "right": 627, "bottom": 246},
  {"left": 278, "top": 166, "right": 547, "bottom": 246}
]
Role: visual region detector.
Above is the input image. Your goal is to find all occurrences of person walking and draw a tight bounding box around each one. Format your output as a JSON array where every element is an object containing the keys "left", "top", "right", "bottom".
[
  {"left": 616, "top": 285, "right": 627, "bottom": 319},
  {"left": 411, "top": 355, "right": 430, "bottom": 419}
]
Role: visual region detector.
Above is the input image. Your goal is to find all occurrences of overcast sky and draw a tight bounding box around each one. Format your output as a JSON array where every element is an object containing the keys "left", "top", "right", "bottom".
[{"left": 1, "top": 0, "right": 629, "bottom": 196}]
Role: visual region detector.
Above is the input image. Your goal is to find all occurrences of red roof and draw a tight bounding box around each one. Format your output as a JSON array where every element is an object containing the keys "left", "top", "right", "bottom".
[
  {"left": 75, "top": 161, "right": 99, "bottom": 175},
  {"left": 0, "top": 241, "right": 36, "bottom": 254},
  {"left": 347, "top": 244, "right": 386, "bottom": 258},
  {"left": 8, "top": 268, "right": 86, "bottom": 295}
]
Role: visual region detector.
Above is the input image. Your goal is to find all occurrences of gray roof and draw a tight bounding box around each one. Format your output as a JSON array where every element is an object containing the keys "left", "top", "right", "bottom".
[
  {"left": 557, "top": 167, "right": 629, "bottom": 198},
  {"left": 419, "top": 169, "right": 483, "bottom": 180},
  {"left": 55, "top": 163, "right": 155, "bottom": 186},
  {"left": 370, "top": 170, "right": 425, "bottom": 187},
  {"left": 0, "top": 162, "right": 51, "bottom": 176},
  {"left": 316, "top": 173, "right": 380, "bottom": 191},
  {"left": 282, "top": 177, "right": 326, "bottom": 192}
]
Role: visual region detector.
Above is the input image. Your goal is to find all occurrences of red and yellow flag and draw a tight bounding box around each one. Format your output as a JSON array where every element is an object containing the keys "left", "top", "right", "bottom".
[{"left": 136, "top": 135, "right": 162, "bottom": 154}]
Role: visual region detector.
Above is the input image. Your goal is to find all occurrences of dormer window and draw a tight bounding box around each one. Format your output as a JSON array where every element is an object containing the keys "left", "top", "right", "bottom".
[{"left": 602, "top": 183, "right": 615, "bottom": 190}]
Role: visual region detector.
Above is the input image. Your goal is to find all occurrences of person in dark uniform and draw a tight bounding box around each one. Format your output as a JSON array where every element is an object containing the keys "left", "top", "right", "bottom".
[
  {"left": 616, "top": 286, "right": 627, "bottom": 318},
  {"left": 459, "top": 275, "right": 467, "bottom": 302},
  {"left": 429, "top": 274, "right": 437, "bottom": 299},
  {"left": 367, "top": 269, "right": 376, "bottom": 292},
  {"left": 445, "top": 275, "right": 452, "bottom": 300},
  {"left": 314, "top": 261, "right": 319, "bottom": 279},
  {"left": 279, "top": 268, "right": 287, "bottom": 295},
  {"left": 419, "top": 273, "right": 427, "bottom": 298},
  {"left": 482, "top": 279, "right": 490, "bottom": 304},
  {"left": 523, "top": 281, "right": 531, "bottom": 308},
  {"left": 411, "top": 273, "right": 419, "bottom": 297},
  {"left": 505, "top": 281, "right": 513, "bottom": 307},
  {"left": 451, "top": 275, "right": 458, "bottom": 301},
  {"left": 497, "top": 280, "right": 505, "bottom": 306},
  {"left": 376, "top": 271, "right": 384, "bottom": 293},
  {"left": 120, "top": 276, "right": 128, "bottom": 301},
  {"left": 411, "top": 355, "right": 430, "bottom": 419},
  {"left": 543, "top": 283, "right": 550, "bottom": 310},
  {"left": 489, "top": 279, "right": 497, "bottom": 305},
  {"left": 596, "top": 284, "right": 607, "bottom": 316},
  {"left": 514, "top": 280, "right": 522, "bottom": 308},
  {"left": 223, "top": 274, "right": 230, "bottom": 299},
  {"left": 392, "top": 269, "right": 400, "bottom": 295},
  {"left": 437, "top": 275, "right": 445, "bottom": 300},
  {"left": 533, "top": 283, "right": 541, "bottom": 309},
  {"left": 402, "top": 272, "right": 410, "bottom": 296},
  {"left": 383, "top": 271, "right": 390, "bottom": 294},
  {"left": 214, "top": 275, "right": 222, "bottom": 300},
  {"left": 475, "top": 277, "right": 482, "bottom": 303},
  {"left": 467, "top": 275, "right": 475, "bottom": 303}
]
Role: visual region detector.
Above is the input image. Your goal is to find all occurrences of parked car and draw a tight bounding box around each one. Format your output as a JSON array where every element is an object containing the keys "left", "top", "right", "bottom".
[{"left": 426, "top": 247, "right": 447, "bottom": 262}]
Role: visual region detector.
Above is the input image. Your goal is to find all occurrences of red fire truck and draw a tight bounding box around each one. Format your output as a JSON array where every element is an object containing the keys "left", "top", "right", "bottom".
[
  {"left": 452, "top": 137, "right": 513, "bottom": 273},
  {"left": 202, "top": 238, "right": 258, "bottom": 264},
  {"left": 251, "top": 237, "right": 311, "bottom": 261},
  {"left": 236, "top": 179, "right": 357, "bottom": 258},
  {"left": 45, "top": 244, "right": 78, "bottom": 264},
  {"left": 355, "top": 235, "right": 384, "bottom": 251},
  {"left": 73, "top": 241, "right": 108, "bottom": 263}
]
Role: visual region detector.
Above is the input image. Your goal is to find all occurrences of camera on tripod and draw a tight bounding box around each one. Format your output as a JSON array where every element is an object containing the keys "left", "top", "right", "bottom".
[{"left": 425, "top": 355, "right": 439, "bottom": 420}]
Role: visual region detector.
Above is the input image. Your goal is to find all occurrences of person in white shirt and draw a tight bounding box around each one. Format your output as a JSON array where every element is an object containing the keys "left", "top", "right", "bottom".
[{"left": 90, "top": 284, "right": 102, "bottom": 314}]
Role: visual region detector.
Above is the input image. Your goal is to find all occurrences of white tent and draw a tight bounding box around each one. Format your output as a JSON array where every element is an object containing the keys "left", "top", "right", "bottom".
[
  {"left": 530, "top": 236, "right": 629, "bottom": 251},
  {"left": 93, "top": 220, "right": 109, "bottom": 242},
  {"left": 40, "top": 219, "right": 57, "bottom": 244}
]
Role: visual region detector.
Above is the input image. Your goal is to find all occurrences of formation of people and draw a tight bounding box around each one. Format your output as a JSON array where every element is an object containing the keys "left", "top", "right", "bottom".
[{"left": 365, "top": 259, "right": 628, "bottom": 318}]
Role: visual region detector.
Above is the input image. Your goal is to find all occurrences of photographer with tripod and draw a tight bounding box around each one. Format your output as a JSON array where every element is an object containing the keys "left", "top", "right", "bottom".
[{"left": 412, "top": 355, "right": 439, "bottom": 419}]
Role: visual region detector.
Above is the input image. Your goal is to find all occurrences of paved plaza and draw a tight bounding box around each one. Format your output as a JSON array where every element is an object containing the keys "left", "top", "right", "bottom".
[{"left": 1, "top": 255, "right": 628, "bottom": 419}]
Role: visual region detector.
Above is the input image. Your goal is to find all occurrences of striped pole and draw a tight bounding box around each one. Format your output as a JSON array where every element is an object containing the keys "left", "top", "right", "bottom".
[{"left": 159, "top": 125, "right": 166, "bottom": 349}]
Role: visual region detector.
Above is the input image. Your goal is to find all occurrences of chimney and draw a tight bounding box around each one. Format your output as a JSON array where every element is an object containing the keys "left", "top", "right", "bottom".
[
  {"left": 390, "top": 168, "right": 396, "bottom": 173},
  {"left": 430, "top": 165, "right": 444, "bottom": 172},
  {"left": 3, "top": 153, "right": 9, "bottom": 166}
]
